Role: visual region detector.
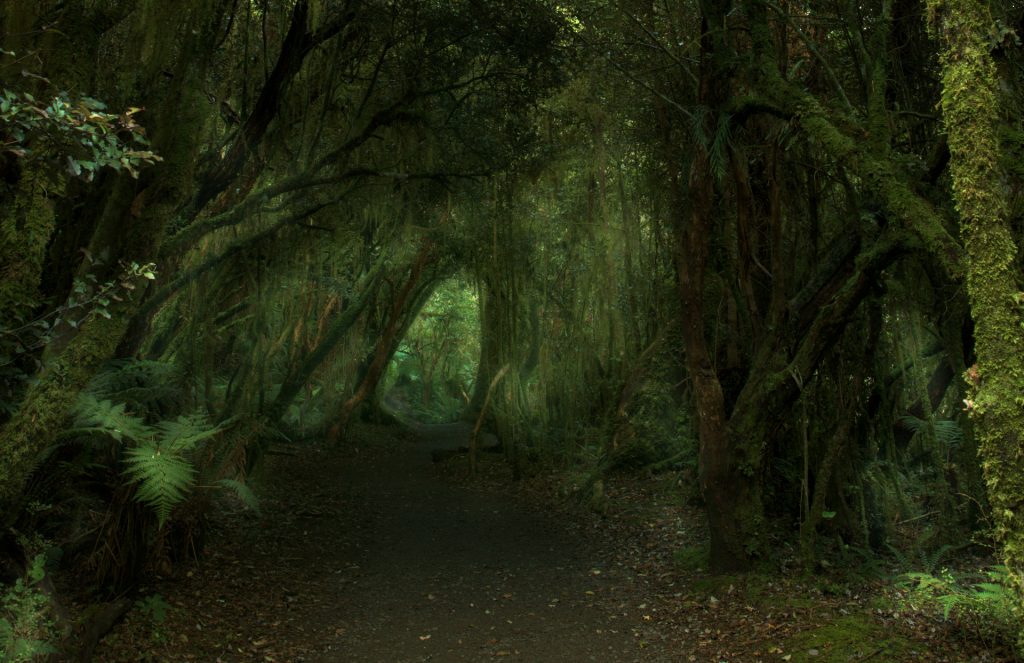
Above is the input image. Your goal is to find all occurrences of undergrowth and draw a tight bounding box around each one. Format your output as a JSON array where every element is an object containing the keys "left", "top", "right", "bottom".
[
  {"left": 0, "top": 555, "right": 57, "bottom": 662},
  {"left": 898, "top": 565, "right": 1020, "bottom": 654}
]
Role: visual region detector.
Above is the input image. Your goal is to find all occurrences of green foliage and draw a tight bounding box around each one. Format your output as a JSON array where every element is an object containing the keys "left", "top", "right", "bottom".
[
  {"left": 0, "top": 88, "right": 161, "bottom": 180},
  {"left": 122, "top": 443, "right": 197, "bottom": 528},
  {"left": 0, "top": 261, "right": 158, "bottom": 411},
  {"left": 120, "top": 414, "right": 229, "bottom": 527},
  {"left": 85, "top": 357, "right": 182, "bottom": 418},
  {"left": 69, "top": 394, "right": 151, "bottom": 443},
  {"left": 886, "top": 542, "right": 959, "bottom": 576},
  {"left": 623, "top": 380, "right": 696, "bottom": 471},
  {"left": 0, "top": 556, "right": 57, "bottom": 662},
  {"left": 65, "top": 363, "right": 253, "bottom": 527},
  {"left": 387, "top": 278, "right": 479, "bottom": 423},
  {"left": 898, "top": 415, "right": 966, "bottom": 448},
  {"left": 215, "top": 479, "right": 261, "bottom": 514},
  {"left": 131, "top": 593, "right": 171, "bottom": 645},
  {"left": 900, "top": 566, "right": 1020, "bottom": 651},
  {"left": 134, "top": 594, "right": 169, "bottom": 625}
]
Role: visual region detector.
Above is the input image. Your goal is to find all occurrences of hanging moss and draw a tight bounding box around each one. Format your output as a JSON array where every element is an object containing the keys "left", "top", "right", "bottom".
[{"left": 925, "top": 0, "right": 1024, "bottom": 649}]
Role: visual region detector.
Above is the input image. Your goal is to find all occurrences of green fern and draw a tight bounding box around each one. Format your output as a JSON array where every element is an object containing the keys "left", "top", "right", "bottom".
[
  {"left": 154, "top": 414, "right": 230, "bottom": 452},
  {"left": 920, "top": 544, "right": 958, "bottom": 575},
  {"left": 120, "top": 413, "right": 227, "bottom": 525},
  {"left": 900, "top": 566, "right": 1020, "bottom": 648},
  {"left": 64, "top": 367, "right": 249, "bottom": 527},
  {"left": 708, "top": 113, "right": 732, "bottom": 182},
  {"left": 68, "top": 394, "right": 151, "bottom": 443},
  {"left": 686, "top": 107, "right": 731, "bottom": 183},
  {"left": 216, "top": 479, "right": 260, "bottom": 514},
  {"left": 123, "top": 442, "right": 196, "bottom": 527},
  {"left": 86, "top": 359, "right": 185, "bottom": 417},
  {"left": 898, "top": 414, "right": 965, "bottom": 447}
]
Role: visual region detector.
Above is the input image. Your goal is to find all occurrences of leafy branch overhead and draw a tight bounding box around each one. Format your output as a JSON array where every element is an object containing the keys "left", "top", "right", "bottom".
[{"left": 0, "top": 88, "right": 160, "bottom": 180}]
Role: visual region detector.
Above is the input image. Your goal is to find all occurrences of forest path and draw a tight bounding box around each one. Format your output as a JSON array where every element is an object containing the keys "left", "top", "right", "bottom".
[{"left": 97, "top": 423, "right": 668, "bottom": 662}]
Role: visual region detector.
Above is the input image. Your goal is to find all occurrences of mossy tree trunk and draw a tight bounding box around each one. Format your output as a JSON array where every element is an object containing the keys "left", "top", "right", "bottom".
[
  {"left": 925, "top": 0, "right": 1024, "bottom": 641},
  {"left": 0, "top": 1, "right": 227, "bottom": 512}
]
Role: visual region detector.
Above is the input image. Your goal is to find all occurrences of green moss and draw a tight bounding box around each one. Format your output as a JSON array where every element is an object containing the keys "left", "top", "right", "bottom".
[
  {"left": 0, "top": 165, "right": 62, "bottom": 325},
  {"left": 755, "top": 61, "right": 963, "bottom": 283},
  {"left": 925, "top": 0, "right": 1024, "bottom": 649},
  {"left": 674, "top": 545, "right": 710, "bottom": 572},
  {"left": 0, "top": 309, "right": 134, "bottom": 509},
  {"left": 782, "top": 614, "right": 920, "bottom": 661}
]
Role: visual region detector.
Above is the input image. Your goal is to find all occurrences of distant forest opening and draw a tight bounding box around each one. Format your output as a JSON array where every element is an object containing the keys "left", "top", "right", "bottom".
[{"left": 384, "top": 277, "right": 480, "bottom": 424}]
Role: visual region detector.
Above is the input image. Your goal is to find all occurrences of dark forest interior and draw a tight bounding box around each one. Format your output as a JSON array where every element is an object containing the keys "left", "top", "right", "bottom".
[{"left": 1, "top": 0, "right": 1023, "bottom": 660}]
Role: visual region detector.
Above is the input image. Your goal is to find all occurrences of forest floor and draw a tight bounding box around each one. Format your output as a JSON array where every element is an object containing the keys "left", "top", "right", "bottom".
[{"left": 95, "top": 422, "right": 1010, "bottom": 662}]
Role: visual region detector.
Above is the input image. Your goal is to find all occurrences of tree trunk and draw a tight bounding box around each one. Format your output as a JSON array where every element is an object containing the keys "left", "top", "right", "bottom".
[
  {"left": 328, "top": 240, "right": 436, "bottom": 444},
  {"left": 926, "top": 0, "right": 1024, "bottom": 645},
  {"left": 265, "top": 252, "right": 387, "bottom": 423},
  {"left": 0, "top": 1, "right": 224, "bottom": 511}
]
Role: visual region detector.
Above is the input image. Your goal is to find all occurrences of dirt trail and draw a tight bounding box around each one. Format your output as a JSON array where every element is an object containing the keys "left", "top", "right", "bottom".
[
  {"left": 98, "top": 423, "right": 667, "bottom": 662},
  {"left": 318, "top": 422, "right": 654, "bottom": 662}
]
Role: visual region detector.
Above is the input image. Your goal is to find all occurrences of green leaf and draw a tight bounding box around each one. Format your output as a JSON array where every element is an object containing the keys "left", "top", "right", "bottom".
[
  {"left": 216, "top": 479, "right": 261, "bottom": 514},
  {"left": 81, "top": 96, "right": 106, "bottom": 110}
]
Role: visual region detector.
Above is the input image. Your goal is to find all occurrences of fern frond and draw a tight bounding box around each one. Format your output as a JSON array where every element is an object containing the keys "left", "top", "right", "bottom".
[
  {"left": 886, "top": 542, "right": 913, "bottom": 571},
  {"left": 897, "top": 415, "right": 965, "bottom": 447},
  {"left": 920, "top": 543, "right": 957, "bottom": 574},
  {"left": 86, "top": 359, "right": 186, "bottom": 417},
  {"left": 123, "top": 443, "right": 196, "bottom": 526},
  {"left": 71, "top": 394, "right": 151, "bottom": 443},
  {"left": 932, "top": 420, "right": 965, "bottom": 447},
  {"left": 154, "top": 414, "right": 227, "bottom": 453},
  {"left": 688, "top": 106, "right": 709, "bottom": 149},
  {"left": 216, "top": 479, "right": 260, "bottom": 514},
  {"left": 709, "top": 114, "right": 732, "bottom": 182}
]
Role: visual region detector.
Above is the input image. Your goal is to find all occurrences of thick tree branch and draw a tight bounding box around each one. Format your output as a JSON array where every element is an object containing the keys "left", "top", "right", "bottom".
[{"left": 183, "top": 0, "right": 359, "bottom": 220}]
